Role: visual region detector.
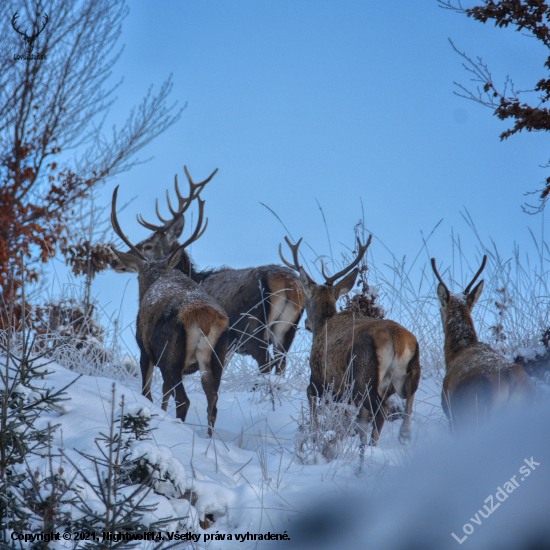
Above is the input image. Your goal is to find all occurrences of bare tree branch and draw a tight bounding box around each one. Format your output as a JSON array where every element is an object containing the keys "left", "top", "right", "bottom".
[
  {"left": 0, "top": 0, "right": 185, "bottom": 298},
  {"left": 440, "top": 0, "right": 550, "bottom": 210},
  {"left": 0, "top": 0, "right": 183, "bottom": 196}
]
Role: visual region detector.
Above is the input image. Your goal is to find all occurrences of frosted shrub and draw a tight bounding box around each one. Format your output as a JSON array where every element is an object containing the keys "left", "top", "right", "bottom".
[{"left": 295, "top": 382, "right": 363, "bottom": 466}]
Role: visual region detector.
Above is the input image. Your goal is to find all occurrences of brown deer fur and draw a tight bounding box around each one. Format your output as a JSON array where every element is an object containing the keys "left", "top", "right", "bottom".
[
  {"left": 110, "top": 167, "right": 304, "bottom": 374},
  {"left": 282, "top": 236, "right": 421, "bottom": 446},
  {"left": 432, "top": 256, "right": 535, "bottom": 433},
  {"left": 111, "top": 187, "right": 228, "bottom": 435},
  {"left": 197, "top": 265, "right": 303, "bottom": 374}
]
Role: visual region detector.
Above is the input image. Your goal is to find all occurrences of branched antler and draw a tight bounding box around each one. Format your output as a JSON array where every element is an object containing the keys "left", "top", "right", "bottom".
[
  {"left": 137, "top": 167, "right": 217, "bottom": 234},
  {"left": 111, "top": 186, "right": 146, "bottom": 260},
  {"left": 279, "top": 236, "right": 303, "bottom": 272},
  {"left": 321, "top": 235, "right": 372, "bottom": 286}
]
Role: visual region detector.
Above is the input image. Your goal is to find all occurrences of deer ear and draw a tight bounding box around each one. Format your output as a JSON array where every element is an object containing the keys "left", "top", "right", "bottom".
[
  {"left": 437, "top": 283, "right": 450, "bottom": 307},
  {"left": 333, "top": 268, "right": 359, "bottom": 300},
  {"left": 165, "top": 215, "right": 184, "bottom": 242},
  {"left": 299, "top": 267, "right": 315, "bottom": 297},
  {"left": 110, "top": 247, "right": 143, "bottom": 273},
  {"left": 466, "top": 279, "right": 484, "bottom": 310},
  {"left": 166, "top": 243, "right": 188, "bottom": 270}
]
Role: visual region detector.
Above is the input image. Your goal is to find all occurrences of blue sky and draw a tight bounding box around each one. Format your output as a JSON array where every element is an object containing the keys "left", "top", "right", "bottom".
[{"left": 55, "top": 0, "right": 548, "bottom": 342}]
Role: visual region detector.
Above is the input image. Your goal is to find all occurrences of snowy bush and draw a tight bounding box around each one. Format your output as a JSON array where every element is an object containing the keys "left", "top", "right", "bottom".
[{"left": 294, "top": 382, "right": 364, "bottom": 466}]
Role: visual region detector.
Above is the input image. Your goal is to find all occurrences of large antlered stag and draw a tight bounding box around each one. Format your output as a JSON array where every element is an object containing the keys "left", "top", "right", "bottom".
[
  {"left": 110, "top": 186, "right": 228, "bottom": 435},
  {"left": 431, "top": 255, "right": 535, "bottom": 433},
  {"left": 110, "top": 167, "right": 304, "bottom": 375},
  {"left": 280, "top": 235, "right": 420, "bottom": 446}
]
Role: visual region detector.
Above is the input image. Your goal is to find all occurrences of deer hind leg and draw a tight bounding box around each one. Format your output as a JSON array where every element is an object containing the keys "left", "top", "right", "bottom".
[
  {"left": 249, "top": 342, "right": 272, "bottom": 375},
  {"left": 203, "top": 330, "right": 226, "bottom": 435},
  {"left": 369, "top": 394, "right": 386, "bottom": 446},
  {"left": 161, "top": 381, "right": 175, "bottom": 412},
  {"left": 194, "top": 323, "right": 226, "bottom": 436},
  {"left": 307, "top": 383, "right": 320, "bottom": 431},
  {"left": 200, "top": 371, "right": 219, "bottom": 437},
  {"left": 159, "top": 367, "right": 190, "bottom": 422},
  {"left": 273, "top": 320, "right": 300, "bottom": 375},
  {"left": 154, "top": 322, "right": 189, "bottom": 422},
  {"left": 398, "top": 343, "right": 421, "bottom": 445},
  {"left": 356, "top": 407, "right": 371, "bottom": 446},
  {"left": 235, "top": 315, "right": 272, "bottom": 374},
  {"left": 173, "top": 378, "right": 190, "bottom": 422},
  {"left": 266, "top": 292, "right": 302, "bottom": 375},
  {"left": 399, "top": 394, "right": 414, "bottom": 445},
  {"left": 198, "top": 344, "right": 222, "bottom": 436},
  {"left": 140, "top": 353, "right": 154, "bottom": 403}
]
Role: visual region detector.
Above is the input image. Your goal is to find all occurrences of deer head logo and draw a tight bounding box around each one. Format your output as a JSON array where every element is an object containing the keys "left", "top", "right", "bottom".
[{"left": 12, "top": 11, "right": 49, "bottom": 57}]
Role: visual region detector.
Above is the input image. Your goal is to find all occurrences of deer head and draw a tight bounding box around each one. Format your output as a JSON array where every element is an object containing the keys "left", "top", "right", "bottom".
[
  {"left": 431, "top": 255, "right": 487, "bottom": 330},
  {"left": 110, "top": 184, "right": 208, "bottom": 287},
  {"left": 110, "top": 166, "right": 216, "bottom": 273},
  {"left": 279, "top": 234, "right": 372, "bottom": 333}
]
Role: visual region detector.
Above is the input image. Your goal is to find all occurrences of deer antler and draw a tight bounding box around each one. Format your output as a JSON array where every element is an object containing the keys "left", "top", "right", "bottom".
[
  {"left": 464, "top": 255, "right": 487, "bottom": 294},
  {"left": 178, "top": 197, "right": 208, "bottom": 250},
  {"left": 137, "top": 168, "right": 217, "bottom": 234},
  {"left": 431, "top": 258, "right": 450, "bottom": 294},
  {"left": 111, "top": 186, "right": 146, "bottom": 260},
  {"left": 321, "top": 234, "right": 372, "bottom": 286},
  {"left": 137, "top": 174, "right": 187, "bottom": 233},
  {"left": 184, "top": 165, "right": 218, "bottom": 199},
  {"left": 165, "top": 173, "right": 190, "bottom": 216},
  {"left": 279, "top": 236, "right": 303, "bottom": 271}
]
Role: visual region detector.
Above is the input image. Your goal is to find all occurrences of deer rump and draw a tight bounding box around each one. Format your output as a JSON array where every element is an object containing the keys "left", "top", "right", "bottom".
[
  {"left": 199, "top": 264, "right": 303, "bottom": 364},
  {"left": 442, "top": 343, "right": 535, "bottom": 431},
  {"left": 137, "top": 279, "right": 228, "bottom": 375},
  {"left": 309, "top": 313, "right": 420, "bottom": 433}
]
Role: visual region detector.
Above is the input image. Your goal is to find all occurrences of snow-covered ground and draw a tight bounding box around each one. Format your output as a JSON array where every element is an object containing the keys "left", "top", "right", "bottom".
[
  {"left": 9, "top": 326, "right": 550, "bottom": 549},
  {"left": 14, "top": 327, "right": 446, "bottom": 548},
  {"left": 287, "top": 395, "right": 550, "bottom": 550}
]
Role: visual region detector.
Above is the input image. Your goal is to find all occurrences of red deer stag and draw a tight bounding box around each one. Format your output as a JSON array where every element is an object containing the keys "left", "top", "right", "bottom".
[
  {"left": 111, "top": 167, "right": 304, "bottom": 375},
  {"left": 110, "top": 186, "right": 228, "bottom": 435},
  {"left": 280, "top": 235, "right": 420, "bottom": 446},
  {"left": 431, "top": 255, "right": 535, "bottom": 433}
]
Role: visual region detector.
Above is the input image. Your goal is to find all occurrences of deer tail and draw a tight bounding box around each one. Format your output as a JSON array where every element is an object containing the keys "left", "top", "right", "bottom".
[{"left": 179, "top": 306, "right": 228, "bottom": 337}]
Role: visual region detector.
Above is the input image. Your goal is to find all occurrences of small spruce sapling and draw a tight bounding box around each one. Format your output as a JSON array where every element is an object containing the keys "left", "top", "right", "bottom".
[
  {"left": 62, "top": 386, "right": 173, "bottom": 549},
  {"left": 0, "top": 300, "right": 78, "bottom": 541}
]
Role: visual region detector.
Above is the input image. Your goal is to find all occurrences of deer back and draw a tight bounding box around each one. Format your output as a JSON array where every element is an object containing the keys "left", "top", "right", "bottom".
[{"left": 201, "top": 264, "right": 302, "bottom": 325}]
